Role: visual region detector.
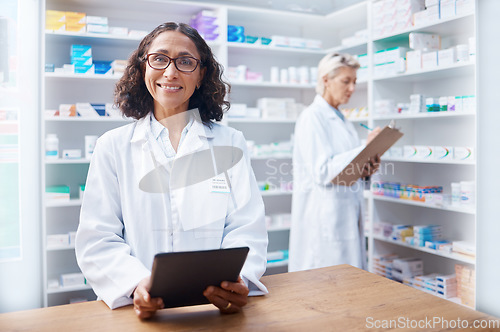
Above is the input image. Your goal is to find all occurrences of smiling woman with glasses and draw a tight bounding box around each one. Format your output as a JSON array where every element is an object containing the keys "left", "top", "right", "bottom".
[{"left": 76, "top": 22, "right": 269, "bottom": 320}]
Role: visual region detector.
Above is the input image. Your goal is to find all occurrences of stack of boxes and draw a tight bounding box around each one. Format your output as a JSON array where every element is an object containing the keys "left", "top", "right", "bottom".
[
  {"left": 392, "top": 257, "right": 424, "bottom": 282},
  {"left": 190, "top": 10, "right": 219, "bottom": 41},
  {"left": 86, "top": 15, "right": 109, "bottom": 34},
  {"left": 414, "top": 0, "right": 475, "bottom": 27},
  {"left": 436, "top": 274, "right": 458, "bottom": 298},
  {"left": 227, "top": 25, "right": 245, "bottom": 43},
  {"left": 64, "top": 11, "right": 86, "bottom": 33},
  {"left": 372, "top": 0, "right": 426, "bottom": 38},
  {"left": 455, "top": 264, "right": 475, "bottom": 308},
  {"left": 373, "top": 46, "right": 407, "bottom": 78},
  {"left": 373, "top": 253, "right": 398, "bottom": 279},
  {"left": 71, "top": 44, "right": 94, "bottom": 74}
]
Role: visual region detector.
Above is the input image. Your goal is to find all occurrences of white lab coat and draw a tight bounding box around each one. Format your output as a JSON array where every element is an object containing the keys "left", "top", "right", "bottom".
[
  {"left": 289, "top": 95, "right": 366, "bottom": 272},
  {"left": 75, "top": 113, "right": 269, "bottom": 309}
]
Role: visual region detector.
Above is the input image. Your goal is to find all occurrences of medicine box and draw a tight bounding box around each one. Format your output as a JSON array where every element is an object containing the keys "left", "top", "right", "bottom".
[
  {"left": 438, "top": 48, "right": 457, "bottom": 66},
  {"left": 65, "top": 11, "right": 86, "bottom": 24},
  {"left": 45, "top": 185, "right": 70, "bottom": 201},
  {"left": 453, "top": 147, "right": 473, "bottom": 160},
  {"left": 76, "top": 103, "right": 100, "bottom": 117},
  {"left": 86, "top": 15, "right": 108, "bottom": 25},
  {"left": 71, "top": 45, "right": 92, "bottom": 57},
  {"left": 45, "top": 10, "right": 66, "bottom": 31},
  {"left": 422, "top": 51, "right": 438, "bottom": 69},
  {"left": 91, "top": 104, "right": 107, "bottom": 116},
  {"left": 60, "top": 273, "right": 86, "bottom": 287},
  {"left": 62, "top": 149, "right": 82, "bottom": 159},
  {"left": 440, "top": 0, "right": 456, "bottom": 19},
  {"left": 406, "top": 50, "right": 422, "bottom": 71},
  {"left": 409, "top": 32, "right": 441, "bottom": 51},
  {"left": 71, "top": 56, "right": 92, "bottom": 66},
  {"left": 94, "top": 61, "right": 113, "bottom": 75},
  {"left": 87, "top": 24, "right": 109, "bottom": 34},
  {"left": 109, "top": 27, "right": 129, "bottom": 36},
  {"left": 74, "top": 64, "right": 95, "bottom": 74},
  {"left": 47, "top": 234, "right": 70, "bottom": 248},
  {"left": 431, "top": 146, "right": 452, "bottom": 160}
]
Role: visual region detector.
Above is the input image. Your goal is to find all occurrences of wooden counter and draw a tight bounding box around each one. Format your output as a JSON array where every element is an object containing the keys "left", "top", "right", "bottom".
[{"left": 1, "top": 264, "right": 498, "bottom": 331}]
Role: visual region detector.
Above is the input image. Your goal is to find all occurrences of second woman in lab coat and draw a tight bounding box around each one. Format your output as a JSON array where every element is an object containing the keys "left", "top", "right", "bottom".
[
  {"left": 75, "top": 22, "right": 268, "bottom": 319},
  {"left": 289, "top": 53, "right": 380, "bottom": 272}
]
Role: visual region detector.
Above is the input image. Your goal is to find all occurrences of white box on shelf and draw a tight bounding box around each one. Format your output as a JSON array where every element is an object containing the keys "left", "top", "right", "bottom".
[
  {"left": 62, "top": 149, "right": 82, "bottom": 159},
  {"left": 406, "top": 50, "right": 422, "bottom": 71},
  {"left": 438, "top": 48, "right": 457, "bottom": 66},
  {"left": 47, "top": 234, "right": 70, "bottom": 248},
  {"left": 422, "top": 51, "right": 438, "bottom": 69},
  {"left": 440, "top": 0, "right": 456, "bottom": 19},
  {"left": 60, "top": 273, "right": 86, "bottom": 287},
  {"left": 453, "top": 147, "right": 474, "bottom": 160},
  {"left": 409, "top": 32, "right": 441, "bottom": 51},
  {"left": 227, "top": 103, "right": 247, "bottom": 118}
]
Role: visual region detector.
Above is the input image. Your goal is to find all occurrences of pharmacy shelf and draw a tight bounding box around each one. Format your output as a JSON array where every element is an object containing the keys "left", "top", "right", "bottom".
[
  {"left": 44, "top": 72, "right": 122, "bottom": 80},
  {"left": 373, "top": 111, "right": 475, "bottom": 121},
  {"left": 381, "top": 157, "right": 475, "bottom": 166},
  {"left": 251, "top": 155, "right": 292, "bottom": 160},
  {"left": 44, "top": 116, "right": 130, "bottom": 122},
  {"left": 266, "top": 259, "right": 289, "bottom": 268},
  {"left": 326, "top": 41, "right": 368, "bottom": 55},
  {"left": 260, "top": 190, "right": 292, "bottom": 197},
  {"left": 45, "top": 159, "right": 91, "bottom": 164},
  {"left": 47, "top": 284, "right": 92, "bottom": 294},
  {"left": 45, "top": 30, "right": 143, "bottom": 41},
  {"left": 228, "top": 42, "right": 325, "bottom": 55},
  {"left": 373, "top": 234, "right": 475, "bottom": 265},
  {"left": 371, "top": 194, "right": 476, "bottom": 215},
  {"left": 267, "top": 226, "right": 290, "bottom": 232},
  {"left": 230, "top": 81, "right": 315, "bottom": 89},
  {"left": 47, "top": 244, "right": 75, "bottom": 251},
  {"left": 226, "top": 118, "right": 296, "bottom": 123},
  {"left": 45, "top": 199, "right": 82, "bottom": 208},
  {"left": 45, "top": 30, "right": 222, "bottom": 48},
  {"left": 373, "top": 12, "right": 474, "bottom": 42},
  {"left": 345, "top": 117, "right": 369, "bottom": 122},
  {"left": 373, "top": 61, "right": 475, "bottom": 83}
]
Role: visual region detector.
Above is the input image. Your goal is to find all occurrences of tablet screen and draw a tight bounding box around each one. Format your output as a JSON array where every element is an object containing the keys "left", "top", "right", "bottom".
[{"left": 148, "top": 247, "right": 249, "bottom": 308}]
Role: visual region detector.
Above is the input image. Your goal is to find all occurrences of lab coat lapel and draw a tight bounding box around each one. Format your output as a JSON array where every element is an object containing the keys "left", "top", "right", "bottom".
[
  {"left": 131, "top": 116, "right": 170, "bottom": 193},
  {"left": 176, "top": 117, "right": 214, "bottom": 158}
]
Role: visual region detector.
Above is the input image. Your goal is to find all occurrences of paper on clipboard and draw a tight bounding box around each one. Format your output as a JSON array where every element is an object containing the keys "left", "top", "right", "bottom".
[{"left": 332, "top": 124, "right": 403, "bottom": 186}]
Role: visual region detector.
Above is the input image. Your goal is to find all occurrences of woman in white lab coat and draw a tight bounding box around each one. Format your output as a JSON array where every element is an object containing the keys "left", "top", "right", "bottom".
[
  {"left": 289, "top": 53, "right": 380, "bottom": 272},
  {"left": 75, "top": 22, "right": 268, "bottom": 318}
]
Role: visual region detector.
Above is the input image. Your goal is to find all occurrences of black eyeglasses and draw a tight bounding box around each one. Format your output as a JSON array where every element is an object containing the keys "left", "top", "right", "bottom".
[{"left": 146, "top": 53, "right": 202, "bottom": 72}]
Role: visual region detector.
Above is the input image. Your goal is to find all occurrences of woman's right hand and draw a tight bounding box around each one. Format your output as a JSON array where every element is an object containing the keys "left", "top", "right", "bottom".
[
  {"left": 133, "top": 276, "right": 164, "bottom": 319},
  {"left": 366, "top": 126, "right": 382, "bottom": 145}
]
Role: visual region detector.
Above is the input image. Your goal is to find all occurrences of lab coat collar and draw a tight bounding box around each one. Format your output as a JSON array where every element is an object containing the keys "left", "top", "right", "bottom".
[
  {"left": 313, "top": 94, "right": 344, "bottom": 121},
  {"left": 130, "top": 110, "right": 215, "bottom": 144}
]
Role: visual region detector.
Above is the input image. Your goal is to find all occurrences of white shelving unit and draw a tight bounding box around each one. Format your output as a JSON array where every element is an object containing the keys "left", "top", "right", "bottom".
[
  {"left": 39, "top": 0, "right": 481, "bottom": 309},
  {"left": 362, "top": 1, "right": 477, "bottom": 308}
]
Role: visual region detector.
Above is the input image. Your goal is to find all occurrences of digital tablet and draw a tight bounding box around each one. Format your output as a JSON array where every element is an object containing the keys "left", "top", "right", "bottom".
[{"left": 148, "top": 247, "right": 249, "bottom": 308}]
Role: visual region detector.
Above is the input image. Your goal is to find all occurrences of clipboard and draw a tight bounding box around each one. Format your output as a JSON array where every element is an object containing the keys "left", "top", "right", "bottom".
[
  {"left": 148, "top": 247, "right": 249, "bottom": 308},
  {"left": 331, "top": 123, "right": 403, "bottom": 186}
]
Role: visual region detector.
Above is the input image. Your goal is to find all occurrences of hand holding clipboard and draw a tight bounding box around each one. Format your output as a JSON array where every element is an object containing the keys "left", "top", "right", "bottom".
[{"left": 331, "top": 120, "right": 403, "bottom": 186}]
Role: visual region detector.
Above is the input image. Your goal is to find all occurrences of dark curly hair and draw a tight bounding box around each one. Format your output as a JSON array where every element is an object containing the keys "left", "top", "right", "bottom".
[{"left": 114, "top": 22, "right": 230, "bottom": 125}]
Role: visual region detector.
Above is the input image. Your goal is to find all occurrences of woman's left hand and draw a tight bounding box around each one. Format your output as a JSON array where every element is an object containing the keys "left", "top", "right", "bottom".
[
  {"left": 203, "top": 276, "right": 249, "bottom": 314},
  {"left": 361, "top": 154, "right": 381, "bottom": 177}
]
